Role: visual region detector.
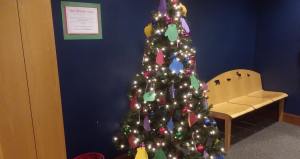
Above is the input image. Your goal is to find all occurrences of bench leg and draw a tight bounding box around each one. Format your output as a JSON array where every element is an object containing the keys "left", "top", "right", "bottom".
[
  {"left": 224, "top": 117, "right": 232, "bottom": 151},
  {"left": 278, "top": 99, "right": 285, "bottom": 122}
]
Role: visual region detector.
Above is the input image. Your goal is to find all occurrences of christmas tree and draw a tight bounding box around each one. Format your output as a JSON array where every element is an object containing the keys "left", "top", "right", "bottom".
[{"left": 113, "top": 0, "right": 226, "bottom": 158}]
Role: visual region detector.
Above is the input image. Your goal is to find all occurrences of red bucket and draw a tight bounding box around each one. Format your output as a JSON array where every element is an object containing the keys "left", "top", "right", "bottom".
[{"left": 74, "top": 152, "right": 104, "bottom": 159}]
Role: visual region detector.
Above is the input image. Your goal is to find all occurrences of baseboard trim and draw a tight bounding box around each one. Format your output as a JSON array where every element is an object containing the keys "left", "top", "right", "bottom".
[{"left": 283, "top": 113, "right": 300, "bottom": 126}]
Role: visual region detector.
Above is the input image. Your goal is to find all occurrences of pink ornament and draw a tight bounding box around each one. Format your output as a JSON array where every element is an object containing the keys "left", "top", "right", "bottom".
[
  {"left": 184, "top": 30, "right": 191, "bottom": 37},
  {"left": 196, "top": 145, "right": 205, "bottom": 153},
  {"left": 189, "top": 55, "right": 195, "bottom": 61},
  {"left": 156, "top": 50, "right": 165, "bottom": 66},
  {"left": 186, "top": 69, "right": 191, "bottom": 76},
  {"left": 165, "top": 17, "right": 171, "bottom": 24}
]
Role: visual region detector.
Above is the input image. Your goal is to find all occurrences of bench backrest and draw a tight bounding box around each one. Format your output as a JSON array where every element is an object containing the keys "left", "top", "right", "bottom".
[{"left": 206, "top": 69, "right": 262, "bottom": 105}]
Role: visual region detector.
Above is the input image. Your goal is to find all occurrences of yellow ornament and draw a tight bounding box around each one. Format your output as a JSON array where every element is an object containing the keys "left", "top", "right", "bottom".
[
  {"left": 144, "top": 23, "right": 152, "bottom": 38},
  {"left": 215, "top": 139, "right": 220, "bottom": 144},
  {"left": 135, "top": 147, "right": 148, "bottom": 159},
  {"left": 179, "top": 3, "right": 187, "bottom": 17}
]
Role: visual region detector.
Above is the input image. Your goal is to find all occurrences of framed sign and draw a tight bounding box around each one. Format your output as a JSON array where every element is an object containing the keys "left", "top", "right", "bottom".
[{"left": 61, "top": 1, "right": 102, "bottom": 40}]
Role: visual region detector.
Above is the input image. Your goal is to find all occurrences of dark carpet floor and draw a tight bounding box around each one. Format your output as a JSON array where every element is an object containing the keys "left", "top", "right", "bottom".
[{"left": 218, "top": 115, "right": 300, "bottom": 159}]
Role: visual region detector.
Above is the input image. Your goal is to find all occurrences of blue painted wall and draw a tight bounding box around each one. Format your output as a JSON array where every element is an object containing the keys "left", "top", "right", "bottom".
[
  {"left": 51, "top": 0, "right": 257, "bottom": 158},
  {"left": 255, "top": 0, "right": 300, "bottom": 116}
]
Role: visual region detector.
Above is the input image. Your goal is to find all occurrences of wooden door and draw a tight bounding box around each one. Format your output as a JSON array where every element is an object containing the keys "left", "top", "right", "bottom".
[{"left": 0, "top": 0, "right": 37, "bottom": 158}]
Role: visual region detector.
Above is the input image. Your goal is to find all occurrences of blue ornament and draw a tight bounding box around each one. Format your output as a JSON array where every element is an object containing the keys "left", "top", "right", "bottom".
[
  {"left": 204, "top": 119, "right": 211, "bottom": 126},
  {"left": 183, "top": 57, "right": 190, "bottom": 62},
  {"left": 212, "top": 121, "right": 217, "bottom": 127},
  {"left": 152, "top": 21, "right": 157, "bottom": 26},
  {"left": 158, "top": 32, "right": 162, "bottom": 36},
  {"left": 150, "top": 112, "right": 155, "bottom": 118},
  {"left": 170, "top": 54, "right": 177, "bottom": 61},
  {"left": 216, "top": 155, "right": 224, "bottom": 159},
  {"left": 169, "top": 59, "right": 184, "bottom": 75}
]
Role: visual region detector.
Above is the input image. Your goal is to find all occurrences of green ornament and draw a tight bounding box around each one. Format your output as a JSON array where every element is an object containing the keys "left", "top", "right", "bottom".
[
  {"left": 124, "top": 127, "right": 130, "bottom": 133},
  {"left": 143, "top": 91, "right": 156, "bottom": 101},
  {"left": 160, "top": 75, "right": 166, "bottom": 79},
  {"left": 153, "top": 148, "right": 167, "bottom": 159},
  {"left": 190, "top": 75, "right": 200, "bottom": 90},
  {"left": 176, "top": 132, "right": 182, "bottom": 138},
  {"left": 127, "top": 153, "right": 132, "bottom": 157},
  {"left": 162, "top": 110, "right": 167, "bottom": 114},
  {"left": 199, "top": 95, "right": 204, "bottom": 98}
]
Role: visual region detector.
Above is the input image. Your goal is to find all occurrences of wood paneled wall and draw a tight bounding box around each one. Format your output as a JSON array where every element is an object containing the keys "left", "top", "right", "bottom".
[
  {"left": 0, "top": 0, "right": 66, "bottom": 158},
  {"left": 0, "top": 0, "right": 37, "bottom": 158}
]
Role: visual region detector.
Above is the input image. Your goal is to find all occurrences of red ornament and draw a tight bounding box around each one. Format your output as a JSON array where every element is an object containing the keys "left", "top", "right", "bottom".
[
  {"left": 196, "top": 145, "right": 205, "bottom": 153},
  {"left": 189, "top": 55, "right": 195, "bottom": 61},
  {"left": 172, "top": 0, "right": 177, "bottom": 5},
  {"left": 159, "top": 97, "right": 166, "bottom": 104},
  {"left": 144, "top": 71, "right": 150, "bottom": 78},
  {"left": 182, "top": 107, "right": 188, "bottom": 114},
  {"left": 130, "top": 97, "right": 137, "bottom": 110},
  {"left": 159, "top": 127, "right": 166, "bottom": 135},
  {"left": 132, "top": 90, "right": 138, "bottom": 96}
]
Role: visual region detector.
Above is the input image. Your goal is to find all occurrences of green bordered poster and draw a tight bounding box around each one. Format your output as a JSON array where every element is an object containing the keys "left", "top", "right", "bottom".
[{"left": 61, "top": 1, "right": 102, "bottom": 40}]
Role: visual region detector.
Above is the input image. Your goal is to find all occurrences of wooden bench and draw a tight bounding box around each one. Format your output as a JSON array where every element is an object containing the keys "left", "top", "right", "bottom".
[{"left": 206, "top": 69, "right": 288, "bottom": 151}]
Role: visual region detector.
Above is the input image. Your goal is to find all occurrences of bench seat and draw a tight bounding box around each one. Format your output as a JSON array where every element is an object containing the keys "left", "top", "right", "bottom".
[
  {"left": 247, "top": 90, "right": 288, "bottom": 102},
  {"left": 228, "top": 95, "right": 273, "bottom": 109},
  {"left": 211, "top": 102, "right": 254, "bottom": 119}
]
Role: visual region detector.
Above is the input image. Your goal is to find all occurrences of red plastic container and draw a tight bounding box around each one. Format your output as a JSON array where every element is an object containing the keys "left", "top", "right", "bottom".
[{"left": 74, "top": 152, "right": 105, "bottom": 159}]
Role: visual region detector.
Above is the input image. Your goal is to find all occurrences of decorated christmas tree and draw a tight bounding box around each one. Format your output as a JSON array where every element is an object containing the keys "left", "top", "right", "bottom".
[{"left": 113, "top": 0, "right": 226, "bottom": 158}]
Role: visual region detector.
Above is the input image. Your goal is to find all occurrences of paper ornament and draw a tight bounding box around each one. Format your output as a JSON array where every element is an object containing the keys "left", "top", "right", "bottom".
[
  {"left": 143, "top": 91, "right": 155, "bottom": 101},
  {"left": 158, "top": 0, "right": 167, "bottom": 15},
  {"left": 167, "top": 117, "right": 174, "bottom": 132},
  {"left": 187, "top": 112, "right": 198, "bottom": 127},
  {"left": 144, "top": 23, "right": 152, "bottom": 38},
  {"left": 205, "top": 99, "right": 208, "bottom": 110},
  {"left": 190, "top": 75, "right": 200, "bottom": 90},
  {"left": 135, "top": 147, "right": 148, "bottom": 159},
  {"left": 130, "top": 97, "right": 137, "bottom": 110},
  {"left": 128, "top": 135, "right": 139, "bottom": 149},
  {"left": 201, "top": 82, "right": 208, "bottom": 90},
  {"left": 169, "top": 59, "right": 183, "bottom": 75},
  {"left": 156, "top": 50, "right": 165, "bottom": 66},
  {"left": 181, "top": 18, "right": 190, "bottom": 33},
  {"left": 203, "top": 150, "right": 207, "bottom": 158},
  {"left": 144, "top": 117, "right": 151, "bottom": 131},
  {"left": 216, "top": 155, "right": 224, "bottom": 159},
  {"left": 165, "top": 24, "right": 178, "bottom": 41},
  {"left": 153, "top": 148, "right": 167, "bottom": 159},
  {"left": 179, "top": 3, "right": 187, "bottom": 17}
]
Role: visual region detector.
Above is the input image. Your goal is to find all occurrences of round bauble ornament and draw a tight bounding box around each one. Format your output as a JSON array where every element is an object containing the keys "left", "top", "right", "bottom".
[
  {"left": 186, "top": 69, "right": 191, "bottom": 76},
  {"left": 158, "top": 32, "right": 162, "bottom": 36},
  {"left": 183, "top": 57, "right": 190, "bottom": 63},
  {"left": 127, "top": 153, "right": 132, "bottom": 157},
  {"left": 152, "top": 21, "right": 157, "bottom": 26},
  {"left": 172, "top": 0, "right": 178, "bottom": 5},
  {"left": 124, "top": 127, "right": 130, "bottom": 133},
  {"left": 212, "top": 121, "right": 217, "bottom": 127},
  {"left": 176, "top": 132, "right": 182, "bottom": 138},
  {"left": 182, "top": 107, "right": 188, "bottom": 114},
  {"left": 150, "top": 112, "right": 156, "bottom": 118},
  {"left": 160, "top": 75, "right": 166, "bottom": 79},
  {"left": 204, "top": 119, "right": 211, "bottom": 126},
  {"left": 162, "top": 110, "right": 167, "bottom": 116},
  {"left": 165, "top": 17, "right": 171, "bottom": 24},
  {"left": 170, "top": 54, "right": 177, "bottom": 61},
  {"left": 189, "top": 55, "right": 195, "bottom": 61},
  {"left": 144, "top": 71, "right": 150, "bottom": 78},
  {"left": 140, "top": 143, "right": 146, "bottom": 147},
  {"left": 132, "top": 90, "right": 138, "bottom": 96},
  {"left": 196, "top": 145, "right": 205, "bottom": 153},
  {"left": 159, "top": 127, "right": 166, "bottom": 135},
  {"left": 159, "top": 97, "right": 166, "bottom": 104}
]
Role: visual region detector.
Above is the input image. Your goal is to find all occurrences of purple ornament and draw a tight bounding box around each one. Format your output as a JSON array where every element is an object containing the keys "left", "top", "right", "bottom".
[
  {"left": 181, "top": 18, "right": 190, "bottom": 32},
  {"left": 165, "top": 17, "right": 172, "bottom": 24},
  {"left": 144, "top": 117, "right": 151, "bottom": 132},
  {"left": 140, "top": 143, "right": 145, "bottom": 147},
  {"left": 184, "top": 30, "right": 191, "bottom": 37},
  {"left": 205, "top": 99, "right": 208, "bottom": 110},
  {"left": 186, "top": 69, "right": 191, "bottom": 76},
  {"left": 158, "top": 0, "right": 167, "bottom": 15},
  {"left": 201, "top": 82, "right": 208, "bottom": 90}
]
